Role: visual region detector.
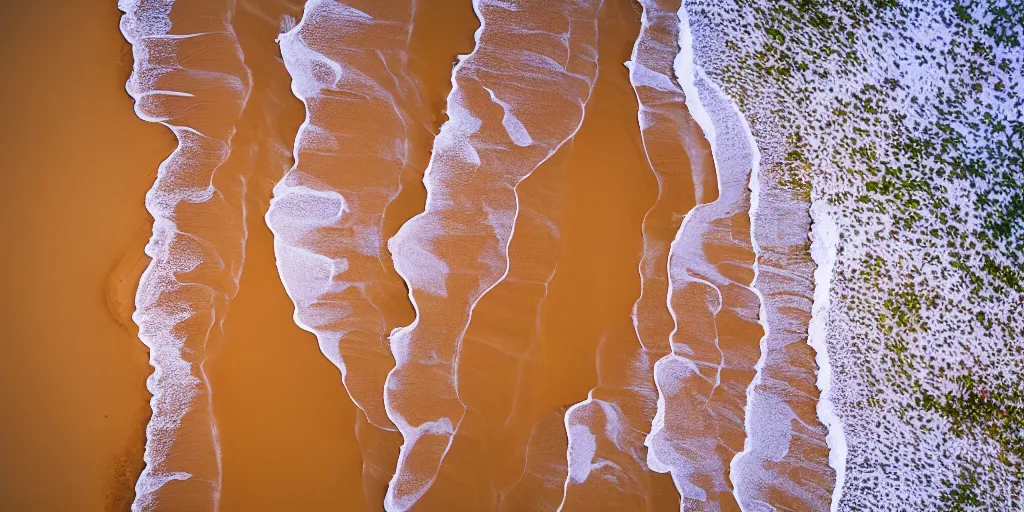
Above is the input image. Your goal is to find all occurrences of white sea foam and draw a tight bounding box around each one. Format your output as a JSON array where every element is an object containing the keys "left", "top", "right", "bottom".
[
  {"left": 382, "top": 0, "right": 601, "bottom": 509},
  {"left": 714, "top": 8, "right": 837, "bottom": 511},
  {"left": 267, "top": 9, "right": 424, "bottom": 505},
  {"left": 483, "top": 86, "right": 535, "bottom": 147},
  {"left": 667, "top": 3, "right": 843, "bottom": 510},
  {"left": 119, "top": 0, "right": 252, "bottom": 509},
  {"left": 408, "top": 127, "right": 573, "bottom": 509},
  {"left": 727, "top": 87, "right": 837, "bottom": 510},
  {"left": 809, "top": 199, "right": 846, "bottom": 511},
  {"left": 560, "top": 339, "right": 668, "bottom": 510},
  {"left": 634, "top": 4, "right": 837, "bottom": 509},
  {"left": 565, "top": 422, "right": 599, "bottom": 484}
]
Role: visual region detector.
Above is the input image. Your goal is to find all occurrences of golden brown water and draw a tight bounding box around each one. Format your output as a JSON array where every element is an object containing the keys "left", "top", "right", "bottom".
[
  {"left": 0, "top": 2, "right": 156, "bottom": 509},
  {"left": 0, "top": 0, "right": 833, "bottom": 510},
  {"left": 202, "top": 3, "right": 370, "bottom": 511}
]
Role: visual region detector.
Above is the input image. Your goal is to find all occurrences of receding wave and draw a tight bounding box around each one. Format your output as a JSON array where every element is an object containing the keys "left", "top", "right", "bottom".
[
  {"left": 501, "top": 406, "right": 573, "bottom": 511},
  {"left": 731, "top": 125, "right": 836, "bottom": 508},
  {"left": 723, "top": 4, "right": 837, "bottom": 511},
  {"left": 382, "top": 0, "right": 601, "bottom": 509},
  {"left": 407, "top": 145, "right": 571, "bottom": 510},
  {"left": 119, "top": 0, "right": 252, "bottom": 509},
  {"left": 267, "top": 0, "right": 425, "bottom": 503}
]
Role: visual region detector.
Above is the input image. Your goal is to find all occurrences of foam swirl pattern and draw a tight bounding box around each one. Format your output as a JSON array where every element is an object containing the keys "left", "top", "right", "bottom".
[
  {"left": 118, "top": 0, "right": 252, "bottom": 509},
  {"left": 382, "top": 1, "right": 601, "bottom": 509}
]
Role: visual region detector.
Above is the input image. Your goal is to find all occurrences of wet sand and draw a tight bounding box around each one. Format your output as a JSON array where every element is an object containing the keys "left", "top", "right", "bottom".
[{"left": 0, "top": 1, "right": 160, "bottom": 509}]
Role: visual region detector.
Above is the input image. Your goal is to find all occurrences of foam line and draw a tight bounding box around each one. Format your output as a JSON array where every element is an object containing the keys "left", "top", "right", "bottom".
[
  {"left": 269, "top": 0, "right": 416, "bottom": 433},
  {"left": 642, "top": 3, "right": 765, "bottom": 510},
  {"left": 267, "top": 0, "right": 423, "bottom": 501},
  {"left": 728, "top": 91, "right": 836, "bottom": 511},
  {"left": 408, "top": 141, "right": 574, "bottom": 509},
  {"left": 727, "top": 79, "right": 767, "bottom": 512},
  {"left": 559, "top": 0, "right": 720, "bottom": 509},
  {"left": 118, "top": 0, "right": 253, "bottom": 509}
]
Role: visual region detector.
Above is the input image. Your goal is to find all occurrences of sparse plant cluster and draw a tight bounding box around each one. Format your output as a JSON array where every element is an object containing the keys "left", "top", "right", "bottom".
[{"left": 686, "top": 0, "right": 1022, "bottom": 508}]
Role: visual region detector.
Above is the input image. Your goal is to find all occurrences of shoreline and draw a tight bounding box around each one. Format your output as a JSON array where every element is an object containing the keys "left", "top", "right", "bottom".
[{"left": 675, "top": 1, "right": 844, "bottom": 508}]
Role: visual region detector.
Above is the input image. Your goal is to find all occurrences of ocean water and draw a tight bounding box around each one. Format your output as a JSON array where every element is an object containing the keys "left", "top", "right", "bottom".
[{"left": 101, "top": 0, "right": 1023, "bottom": 510}]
